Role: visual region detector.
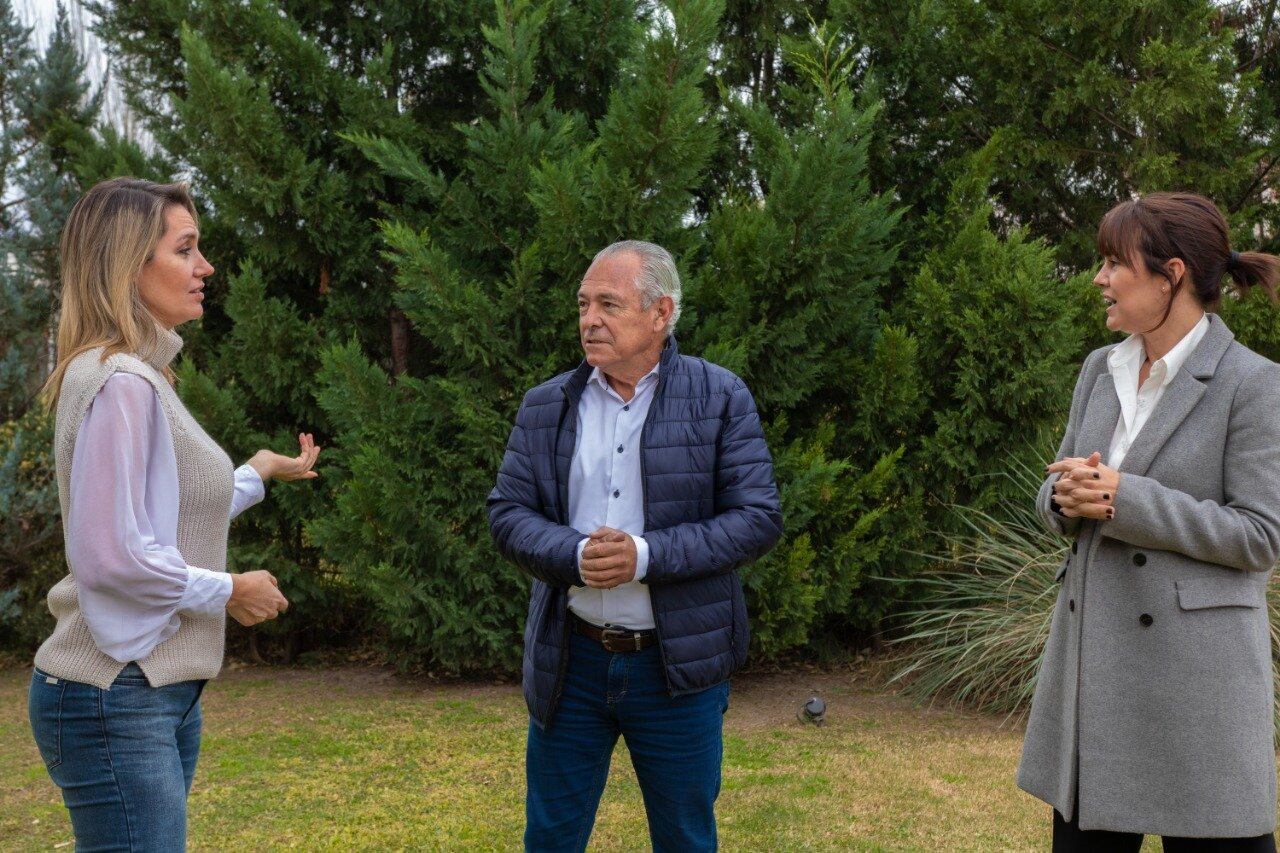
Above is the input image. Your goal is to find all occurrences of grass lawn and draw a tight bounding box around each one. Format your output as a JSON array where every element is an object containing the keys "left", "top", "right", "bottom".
[{"left": 0, "top": 662, "right": 1135, "bottom": 851}]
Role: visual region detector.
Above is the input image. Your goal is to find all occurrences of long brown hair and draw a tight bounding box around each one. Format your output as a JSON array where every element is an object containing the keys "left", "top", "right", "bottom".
[
  {"left": 1096, "top": 192, "right": 1280, "bottom": 332},
  {"left": 40, "top": 177, "right": 198, "bottom": 407}
]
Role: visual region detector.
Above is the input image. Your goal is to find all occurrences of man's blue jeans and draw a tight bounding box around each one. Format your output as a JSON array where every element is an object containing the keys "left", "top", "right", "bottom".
[
  {"left": 28, "top": 663, "right": 205, "bottom": 852},
  {"left": 525, "top": 629, "right": 729, "bottom": 852}
]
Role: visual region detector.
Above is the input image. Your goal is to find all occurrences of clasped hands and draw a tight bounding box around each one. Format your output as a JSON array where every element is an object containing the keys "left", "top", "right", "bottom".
[
  {"left": 1046, "top": 451, "right": 1120, "bottom": 520},
  {"left": 579, "top": 527, "right": 638, "bottom": 589}
]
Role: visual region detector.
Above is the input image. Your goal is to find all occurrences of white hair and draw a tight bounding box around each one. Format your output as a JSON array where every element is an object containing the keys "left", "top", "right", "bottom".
[{"left": 592, "top": 240, "right": 682, "bottom": 334}]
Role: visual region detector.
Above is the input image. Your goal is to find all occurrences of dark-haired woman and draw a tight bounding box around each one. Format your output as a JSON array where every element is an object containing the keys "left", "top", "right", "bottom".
[{"left": 1018, "top": 192, "right": 1280, "bottom": 850}]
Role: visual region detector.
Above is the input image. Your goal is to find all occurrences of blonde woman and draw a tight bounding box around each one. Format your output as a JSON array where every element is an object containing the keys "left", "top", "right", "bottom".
[{"left": 28, "top": 177, "right": 320, "bottom": 850}]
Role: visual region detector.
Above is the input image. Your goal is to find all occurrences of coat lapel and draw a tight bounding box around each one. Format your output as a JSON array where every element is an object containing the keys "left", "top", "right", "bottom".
[
  {"left": 1117, "top": 314, "right": 1234, "bottom": 478},
  {"left": 1075, "top": 371, "right": 1121, "bottom": 460},
  {"left": 1116, "top": 371, "right": 1204, "bottom": 477}
]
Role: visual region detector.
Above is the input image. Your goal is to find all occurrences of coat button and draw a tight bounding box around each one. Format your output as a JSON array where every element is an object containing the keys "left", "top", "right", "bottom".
[
  {"left": 1139, "top": 613, "right": 1153, "bottom": 627},
  {"left": 1069, "top": 599, "right": 1075, "bottom": 612},
  {"left": 1132, "top": 553, "right": 1147, "bottom": 567},
  {"left": 1071, "top": 541, "right": 1078, "bottom": 554}
]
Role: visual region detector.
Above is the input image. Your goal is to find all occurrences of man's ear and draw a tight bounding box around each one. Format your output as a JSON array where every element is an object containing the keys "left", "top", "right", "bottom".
[{"left": 654, "top": 295, "right": 674, "bottom": 331}]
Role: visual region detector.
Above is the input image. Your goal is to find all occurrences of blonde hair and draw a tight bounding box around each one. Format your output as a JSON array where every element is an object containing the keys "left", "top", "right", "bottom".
[{"left": 41, "top": 177, "right": 198, "bottom": 407}]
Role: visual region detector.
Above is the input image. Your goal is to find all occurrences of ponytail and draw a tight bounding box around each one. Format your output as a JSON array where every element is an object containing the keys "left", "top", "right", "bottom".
[{"left": 1226, "top": 250, "right": 1280, "bottom": 304}]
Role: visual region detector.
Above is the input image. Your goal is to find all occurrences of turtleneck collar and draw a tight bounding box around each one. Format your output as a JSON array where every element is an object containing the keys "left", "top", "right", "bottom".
[{"left": 141, "top": 325, "right": 184, "bottom": 371}]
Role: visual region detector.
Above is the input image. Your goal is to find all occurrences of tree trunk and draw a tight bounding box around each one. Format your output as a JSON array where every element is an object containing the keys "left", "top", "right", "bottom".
[{"left": 390, "top": 307, "right": 409, "bottom": 375}]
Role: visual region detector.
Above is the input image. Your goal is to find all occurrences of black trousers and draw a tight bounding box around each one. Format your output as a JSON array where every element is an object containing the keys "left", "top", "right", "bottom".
[{"left": 1053, "top": 808, "right": 1277, "bottom": 852}]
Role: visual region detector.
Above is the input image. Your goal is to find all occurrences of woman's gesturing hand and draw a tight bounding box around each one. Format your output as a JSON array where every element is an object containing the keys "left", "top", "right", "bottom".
[
  {"left": 1047, "top": 451, "right": 1120, "bottom": 520},
  {"left": 226, "top": 570, "right": 288, "bottom": 626},
  {"left": 247, "top": 433, "right": 321, "bottom": 482}
]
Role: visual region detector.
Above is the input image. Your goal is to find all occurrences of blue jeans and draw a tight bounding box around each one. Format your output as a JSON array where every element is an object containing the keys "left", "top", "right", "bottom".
[
  {"left": 28, "top": 664, "right": 206, "bottom": 852},
  {"left": 525, "top": 629, "right": 729, "bottom": 852}
]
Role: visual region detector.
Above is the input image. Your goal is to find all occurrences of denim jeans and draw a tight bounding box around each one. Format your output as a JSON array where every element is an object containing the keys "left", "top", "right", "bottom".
[
  {"left": 525, "top": 629, "right": 729, "bottom": 853},
  {"left": 28, "top": 663, "right": 206, "bottom": 852}
]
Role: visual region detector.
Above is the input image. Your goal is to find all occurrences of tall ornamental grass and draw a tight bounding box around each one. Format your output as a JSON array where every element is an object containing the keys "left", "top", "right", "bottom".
[{"left": 891, "top": 465, "right": 1280, "bottom": 725}]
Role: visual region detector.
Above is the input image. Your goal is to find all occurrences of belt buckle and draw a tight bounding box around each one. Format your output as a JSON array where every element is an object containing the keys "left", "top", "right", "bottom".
[{"left": 600, "top": 628, "right": 641, "bottom": 652}]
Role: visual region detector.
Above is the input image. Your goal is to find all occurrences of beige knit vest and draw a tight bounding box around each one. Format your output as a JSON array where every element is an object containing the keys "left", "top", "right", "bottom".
[{"left": 34, "top": 328, "right": 235, "bottom": 688}]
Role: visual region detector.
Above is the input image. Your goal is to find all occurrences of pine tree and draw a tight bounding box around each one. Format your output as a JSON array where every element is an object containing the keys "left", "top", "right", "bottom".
[
  {"left": 896, "top": 145, "right": 1092, "bottom": 516},
  {"left": 318, "top": 3, "right": 921, "bottom": 664},
  {"left": 88, "top": 0, "right": 640, "bottom": 659},
  {"left": 0, "top": 1, "right": 109, "bottom": 648},
  {"left": 832, "top": 0, "right": 1273, "bottom": 269},
  {"left": 687, "top": 25, "right": 907, "bottom": 652},
  {"left": 311, "top": 0, "right": 720, "bottom": 670}
]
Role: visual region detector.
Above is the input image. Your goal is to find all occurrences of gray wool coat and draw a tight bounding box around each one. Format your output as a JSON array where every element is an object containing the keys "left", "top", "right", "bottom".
[{"left": 1017, "top": 314, "right": 1280, "bottom": 837}]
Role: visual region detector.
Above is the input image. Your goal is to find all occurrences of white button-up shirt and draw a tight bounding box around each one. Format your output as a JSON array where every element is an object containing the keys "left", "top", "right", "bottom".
[
  {"left": 567, "top": 363, "right": 657, "bottom": 630},
  {"left": 1106, "top": 313, "right": 1209, "bottom": 468}
]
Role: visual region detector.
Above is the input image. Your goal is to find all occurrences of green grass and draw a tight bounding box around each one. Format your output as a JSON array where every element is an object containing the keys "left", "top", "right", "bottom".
[{"left": 0, "top": 663, "right": 1110, "bottom": 850}]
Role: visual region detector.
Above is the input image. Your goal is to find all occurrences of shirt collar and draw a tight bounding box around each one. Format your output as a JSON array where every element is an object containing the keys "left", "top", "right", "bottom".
[
  {"left": 588, "top": 360, "right": 660, "bottom": 394},
  {"left": 1107, "top": 312, "right": 1209, "bottom": 388}
]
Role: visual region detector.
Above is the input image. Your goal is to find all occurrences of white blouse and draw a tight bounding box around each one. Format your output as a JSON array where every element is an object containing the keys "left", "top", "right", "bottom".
[
  {"left": 67, "top": 372, "right": 265, "bottom": 663},
  {"left": 1105, "top": 313, "right": 1209, "bottom": 468}
]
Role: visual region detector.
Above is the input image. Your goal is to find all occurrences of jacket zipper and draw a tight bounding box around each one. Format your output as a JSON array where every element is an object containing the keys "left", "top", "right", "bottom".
[
  {"left": 548, "top": 385, "right": 578, "bottom": 721},
  {"left": 638, "top": 373, "right": 676, "bottom": 693}
]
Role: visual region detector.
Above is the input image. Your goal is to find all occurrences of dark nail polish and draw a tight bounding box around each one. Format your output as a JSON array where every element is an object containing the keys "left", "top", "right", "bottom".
[
  {"left": 1103, "top": 494, "right": 1110, "bottom": 500},
  {"left": 1094, "top": 473, "right": 1100, "bottom": 479}
]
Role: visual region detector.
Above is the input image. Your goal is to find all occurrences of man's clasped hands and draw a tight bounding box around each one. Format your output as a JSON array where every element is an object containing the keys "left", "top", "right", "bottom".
[
  {"left": 580, "top": 527, "right": 639, "bottom": 589},
  {"left": 1047, "top": 450, "right": 1122, "bottom": 520}
]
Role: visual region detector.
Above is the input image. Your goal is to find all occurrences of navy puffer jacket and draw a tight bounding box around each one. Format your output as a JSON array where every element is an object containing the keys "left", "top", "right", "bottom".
[{"left": 487, "top": 337, "right": 783, "bottom": 728}]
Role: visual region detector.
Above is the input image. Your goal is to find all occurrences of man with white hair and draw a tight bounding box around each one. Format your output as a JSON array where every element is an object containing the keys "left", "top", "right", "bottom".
[{"left": 488, "top": 240, "right": 783, "bottom": 852}]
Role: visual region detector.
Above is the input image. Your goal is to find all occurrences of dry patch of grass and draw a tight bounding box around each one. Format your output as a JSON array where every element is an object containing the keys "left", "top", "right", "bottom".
[{"left": 1, "top": 663, "right": 1066, "bottom": 850}]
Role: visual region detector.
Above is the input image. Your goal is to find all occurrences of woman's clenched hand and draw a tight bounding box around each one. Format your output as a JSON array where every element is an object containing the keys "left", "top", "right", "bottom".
[{"left": 1047, "top": 451, "right": 1120, "bottom": 520}]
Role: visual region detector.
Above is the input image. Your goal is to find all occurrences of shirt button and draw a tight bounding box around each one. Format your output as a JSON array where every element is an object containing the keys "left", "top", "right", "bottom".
[
  {"left": 617, "top": 445, "right": 624, "bottom": 453},
  {"left": 623, "top": 405, "right": 629, "bottom": 411},
  {"left": 613, "top": 490, "right": 620, "bottom": 498}
]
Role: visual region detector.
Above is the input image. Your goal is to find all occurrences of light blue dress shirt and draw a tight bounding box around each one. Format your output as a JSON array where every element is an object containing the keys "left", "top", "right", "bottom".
[{"left": 567, "top": 362, "right": 658, "bottom": 630}]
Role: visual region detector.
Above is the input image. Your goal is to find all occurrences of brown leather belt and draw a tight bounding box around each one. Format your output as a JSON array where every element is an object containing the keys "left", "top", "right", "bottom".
[{"left": 572, "top": 615, "right": 658, "bottom": 652}]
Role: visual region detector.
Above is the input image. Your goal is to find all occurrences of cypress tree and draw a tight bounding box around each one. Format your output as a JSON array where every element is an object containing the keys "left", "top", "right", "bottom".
[
  {"left": 88, "top": 0, "right": 640, "bottom": 659},
  {"left": 833, "top": 0, "right": 1273, "bottom": 268},
  {"left": 687, "top": 24, "right": 906, "bottom": 652},
  {"left": 322, "top": 3, "right": 919, "bottom": 664},
  {"left": 315, "top": 0, "right": 719, "bottom": 670},
  {"left": 0, "top": 1, "right": 108, "bottom": 648}
]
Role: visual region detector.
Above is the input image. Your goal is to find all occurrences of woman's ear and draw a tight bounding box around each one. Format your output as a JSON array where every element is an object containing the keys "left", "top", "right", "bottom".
[{"left": 1165, "top": 257, "right": 1187, "bottom": 287}]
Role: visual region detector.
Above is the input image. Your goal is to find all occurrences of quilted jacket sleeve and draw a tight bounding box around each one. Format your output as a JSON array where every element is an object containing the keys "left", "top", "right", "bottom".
[
  {"left": 487, "top": 401, "right": 584, "bottom": 589},
  {"left": 643, "top": 380, "right": 783, "bottom": 585}
]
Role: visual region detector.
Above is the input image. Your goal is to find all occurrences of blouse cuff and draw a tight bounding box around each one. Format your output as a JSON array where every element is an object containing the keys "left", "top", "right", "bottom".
[
  {"left": 230, "top": 464, "right": 266, "bottom": 519},
  {"left": 180, "top": 567, "right": 233, "bottom": 617}
]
